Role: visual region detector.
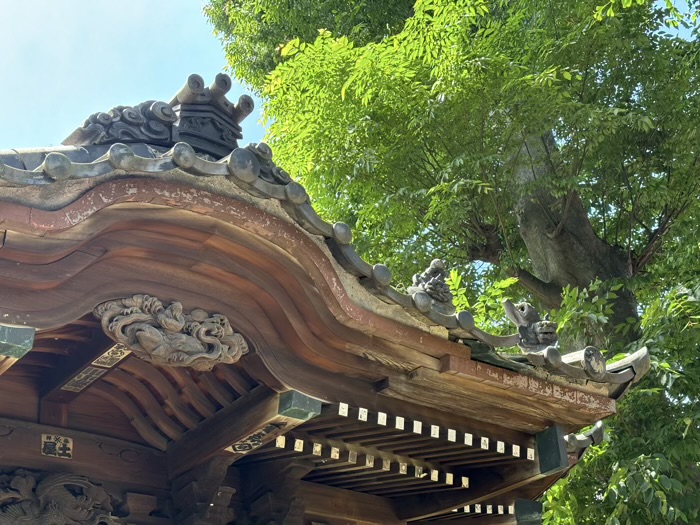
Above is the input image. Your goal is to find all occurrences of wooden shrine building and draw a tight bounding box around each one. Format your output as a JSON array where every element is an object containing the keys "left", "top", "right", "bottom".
[{"left": 0, "top": 74, "right": 649, "bottom": 525}]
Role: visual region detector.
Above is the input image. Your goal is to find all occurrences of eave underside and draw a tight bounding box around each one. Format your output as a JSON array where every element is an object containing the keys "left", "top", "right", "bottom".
[{"left": 0, "top": 178, "right": 611, "bottom": 524}]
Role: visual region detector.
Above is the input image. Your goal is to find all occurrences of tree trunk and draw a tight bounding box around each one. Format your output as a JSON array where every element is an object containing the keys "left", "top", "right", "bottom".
[{"left": 513, "top": 133, "right": 639, "bottom": 348}]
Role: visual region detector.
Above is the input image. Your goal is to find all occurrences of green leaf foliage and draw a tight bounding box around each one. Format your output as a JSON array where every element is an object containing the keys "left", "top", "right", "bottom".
[
  {"left": 206, "top": 0, "right": 700, "bottom": 522},
  {"left": 204, "top": 0, "right": 414, "bottom": 91},
  {"left": 544, "top": 280, "right": 700, "bottom": 524}
]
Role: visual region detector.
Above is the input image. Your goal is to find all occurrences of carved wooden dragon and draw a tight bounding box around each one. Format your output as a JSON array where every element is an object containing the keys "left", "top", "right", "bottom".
[
  {"left": 94, "top": 295, "right": 248, "bottom": 371},
  {"left": 0, "top": 470, "right": 121, "bottom": 525}
]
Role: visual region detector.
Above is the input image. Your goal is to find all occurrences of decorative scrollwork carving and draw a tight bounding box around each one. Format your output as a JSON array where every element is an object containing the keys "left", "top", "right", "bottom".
[
  {"left": 65, "top": 101, "right": 177, "bottom": 147},
  {"left": 94, "top": 295, "right": 249, "bottom": 371},
  {"left": 180, "top": 116, "right": 238, "bottom": 145},
  {"left": 0, "top": 469, "right": 122, "bottom": 525}
]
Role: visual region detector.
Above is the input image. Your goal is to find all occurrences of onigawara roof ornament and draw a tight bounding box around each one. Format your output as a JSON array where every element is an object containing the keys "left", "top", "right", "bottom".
[
  {"left": 63, "top": 73, "right": 254, "bottom": 158},
  {"left": 499, "top": 299, "right": 648, "bottom": 394},
  {"left": 246, "top": 142, "right": 293, "bottom": 185},
  {"left": 503, "top": 300, "right": 558, "bottom": 351},
  {"left": 566, "top": 421, "right": 605, "bottom": 460},
  {"left": 407, "top": 259, "right": 454, "bottom": 314}
]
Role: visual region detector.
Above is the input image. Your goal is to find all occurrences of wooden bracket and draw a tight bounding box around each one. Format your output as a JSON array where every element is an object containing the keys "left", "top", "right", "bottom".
[
  {"left": 167, "top": 387, "right": 322, "bottom": 478},
  {"left": 535, "top": 424, "right": 568, "bottom": 476},
  {"left": 513, "top": 499, "right": 543, "bottom": 525},
  {"left": 242, "top": 458, "right": 315, "bottom": 525},
  {"left": 171, "top": 456, "right": 236, "bottom": 525}
]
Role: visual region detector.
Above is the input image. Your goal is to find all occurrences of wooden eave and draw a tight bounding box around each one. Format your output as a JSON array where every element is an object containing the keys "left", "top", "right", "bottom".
[
  {"left": 0, "top": 177, "right": 615, "bottom": 432},
  {"left": 0, "top": 141, "right": 642, "bottom": 524},
  {"left": 0, "top": 177, "right": 606, "bottom": 521},
  {"left": 0, "top": 74, "right": 644, "bottom": 524}
]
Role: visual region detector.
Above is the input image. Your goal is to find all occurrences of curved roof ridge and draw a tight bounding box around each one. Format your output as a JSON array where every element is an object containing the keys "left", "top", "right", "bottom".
[{"left": 0, "top": 74, "right": 649, "bottom": 395}]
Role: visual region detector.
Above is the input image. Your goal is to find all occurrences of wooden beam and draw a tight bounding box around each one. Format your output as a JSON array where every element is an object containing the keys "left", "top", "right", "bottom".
[
  {"left": 393, "top": 426, "right": 567, "bottom": 521},
  {"left": 0, "top": 324, "right": 34, "bottom": 377},
  {"left": 270, "top": 433, "right": 467, "bottom": 493},
  {"left": 39, "top": 334, "right": 129, "bottom": 426},
  {"left": 123, "top": 493, "right": 172, "bottom": 525},
  {"left": 424, "top": 500, "right": 542, "bottom": 525},
  {"left": 321, "top": 401, "right": 536, "bottom": 464},
  {"left": 235, "top": 458, "right": 313, "bottom": 525},
  {"left": 0, "top": 416, "right": 167, "bottom": 490},
  {"left": 300, "top": 481, "right": 406, "bottom": 525},
  {"left": 167, "top": 386, "right": 322, "bottom": 478}
]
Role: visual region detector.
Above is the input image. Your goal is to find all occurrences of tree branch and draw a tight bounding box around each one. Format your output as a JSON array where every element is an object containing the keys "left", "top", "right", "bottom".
[
  {"left": 632, "top": 202, "right": 690, "bottom": 275},
  {"left": 516, "top": 268, "right": 563, "bottom": 309},
  {"left": 547, "top": 191, "right": 575, "bottom": 239}
]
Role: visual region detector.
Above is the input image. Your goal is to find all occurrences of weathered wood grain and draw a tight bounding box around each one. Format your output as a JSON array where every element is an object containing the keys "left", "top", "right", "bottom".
[
  {"left": 0, "top": 417, "right": 167, "bottom": 490},
  {"left": 166, "top": 386, "right": 321, "bottom": 478},
  {"left": 300, "top": 481, "right": 405, "bottom": 525}
]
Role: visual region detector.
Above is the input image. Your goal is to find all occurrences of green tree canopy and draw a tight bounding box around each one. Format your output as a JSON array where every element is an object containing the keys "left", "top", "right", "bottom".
[
  {"left": 206, "top": 0, "right": 700, "bottom": 522},
  {"left": 205, "top": 0, "right": 415, "bottom": 90}
]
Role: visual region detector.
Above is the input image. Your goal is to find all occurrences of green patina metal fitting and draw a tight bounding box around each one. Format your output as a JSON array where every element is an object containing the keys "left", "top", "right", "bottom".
[
  {"left": 536, "top": 424, "right": 568, "bottom": 476},
  {"left": 514, "top": 499, "right": 543, "bottom": 524},
  {"left": 278, "top": 390, "right": 322, "bottom": 421},
  {"left": 0, "top": 324, "right": 35, "bottom": 359}
]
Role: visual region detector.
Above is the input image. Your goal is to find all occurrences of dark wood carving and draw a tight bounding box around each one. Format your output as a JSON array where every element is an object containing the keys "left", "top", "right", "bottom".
[
  {"left": 94, "top": 295, "right": 249, "bottom": 371},
  {"left": 171, "top": 456, "right": 235, "bottom": 525},
  {"left": 0, "top": 469, "right": 122, "bottom": 524}
]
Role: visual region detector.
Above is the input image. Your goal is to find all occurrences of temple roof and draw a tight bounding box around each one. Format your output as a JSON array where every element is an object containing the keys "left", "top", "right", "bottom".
[
  {"left": 0, "top": 75, "right": 649, "bottom": 402},
  {"left": 0, "top": 76, "right": 651, "bottom": 517}
]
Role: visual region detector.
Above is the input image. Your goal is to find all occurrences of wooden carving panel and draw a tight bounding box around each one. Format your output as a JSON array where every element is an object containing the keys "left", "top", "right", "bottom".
[
  {"left": 0, "top": 469, "right": 121, "bottom": 524},
  {"left": 94, "top": 295, "right": 248, "bottom": 371}
]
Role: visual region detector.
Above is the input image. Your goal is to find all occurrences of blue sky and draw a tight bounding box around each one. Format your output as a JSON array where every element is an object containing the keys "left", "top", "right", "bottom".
[{"left": 0, "top": 0, "right": 266, "bottom": 150}]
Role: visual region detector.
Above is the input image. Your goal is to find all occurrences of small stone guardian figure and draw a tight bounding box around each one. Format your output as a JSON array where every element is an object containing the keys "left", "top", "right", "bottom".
[{"left": 408, "top": 259, "right": 454, "bottom": 305}]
